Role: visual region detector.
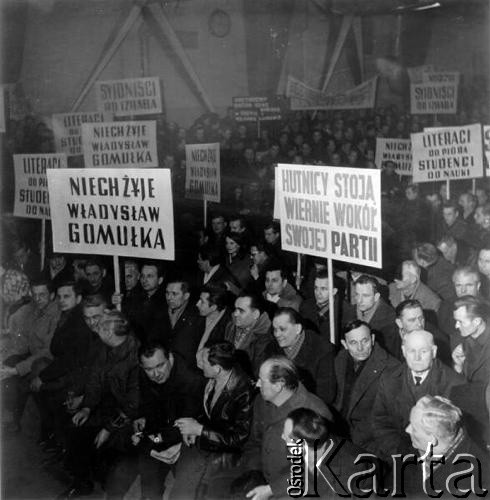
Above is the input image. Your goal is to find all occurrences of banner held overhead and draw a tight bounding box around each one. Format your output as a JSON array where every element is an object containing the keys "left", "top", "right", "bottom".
[
  {"left": 185, "top": 143, "right": 221, "bottom": 202},
  {"left": 410, "top": 81, "right": 458, "bottom": 114},
  {"left": 47, "top": 168, "right": 174, "bottom": 260},
  {"left": 276, "top": 164, "right": 382, "bottom": 268},
  {"left": 375, "top": 138, "right": 412, "bottom": 175}
]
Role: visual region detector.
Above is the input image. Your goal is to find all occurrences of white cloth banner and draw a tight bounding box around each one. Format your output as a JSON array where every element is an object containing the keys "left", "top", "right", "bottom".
[
  {"left": 185, "top": 143, "right": 220, "bottom": 202},
  {"left": 14, "top": 154, "right": 67, "bottom": 219},
  {"left": 94, "top": 77, "right": 162, "bottom": 116},
  {"left": 286, "top": 76, "right": 378, "bottom": 110},
  {"left": 410, "top": 82, "right": 458, "bottom": 114},
  {"left": 411, "top": 124, "right": 484, "bottom": 182},
  {"left": 81, "top": 121, "right": 158, "bottom": 168},
  {"left": 47, "top": 168, "right": 175, "bottom": 260},
  {"left": 275, "top": 164, "right": 382, "bottom": 267}
]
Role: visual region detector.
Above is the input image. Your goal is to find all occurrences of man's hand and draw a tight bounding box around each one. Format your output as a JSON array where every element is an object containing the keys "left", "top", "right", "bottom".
[
  {"left": 174, "top": 418, "right": 203, "bottom": 437},
  {"left": 30, "top": 376, "right": 43, "bottom": 392},
  {"left": 94, "top": 428, "right": 110, "bottom": 449},
  {"left": 246, "top": 484, "right": 273, "bottom": 500},
  {"left": 111, "top": 293, "right": 123, "bottom": 306},
  {"left": 133, "top": 417, "right": 146, "bottom": 433},
  {"left": 452, "top": 344, "right": 466, "bottom": 373},
  {"left": 72, "top": 407, "right": 91, "bottom": 426},
  {"left": 150, "top": 443, "right": 182, "bottom": 464},
  {"left": 250, "top": 264, "right": 260, "bottom": 281}
]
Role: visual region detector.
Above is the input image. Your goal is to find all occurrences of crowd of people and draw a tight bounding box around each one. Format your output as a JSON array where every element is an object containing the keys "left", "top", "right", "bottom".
[{"left": 1, "top": 74, "right": 490, "bottom": 499}]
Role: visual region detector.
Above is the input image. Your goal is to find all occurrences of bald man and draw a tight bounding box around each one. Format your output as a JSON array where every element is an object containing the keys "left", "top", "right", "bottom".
[{"left": 372, "top": 330, "right": 464, "bottom": 462}]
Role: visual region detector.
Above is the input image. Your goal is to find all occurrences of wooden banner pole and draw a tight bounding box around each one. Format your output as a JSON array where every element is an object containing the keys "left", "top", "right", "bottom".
[
  {"left": 113, "top": 255, "right": 121, "bottom": 312},
  {"left": 472, "top": 178, "right": 476, "bottom": 194},
  {"left": 327, "top": 258, "right": 336, "bottom": 345},
  {"left": 204, "top": 199, "right": 208, "bottom": 229},
  {"left": 446, "top": 179, "right": 450, "bottom": 201},
  {"left": 295, "top": 253, "right": 302, "bottom": 291},
  {"left": 40, "top": 218, "right": 46, "bottom": 271}
]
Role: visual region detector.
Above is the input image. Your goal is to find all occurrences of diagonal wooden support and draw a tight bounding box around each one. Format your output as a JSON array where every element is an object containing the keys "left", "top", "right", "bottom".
[
  {"left": 146, "top": 2, "right": 215, "bottom": 113},
  {"left": 320, "top": 14, "right": 353, "bottom": 93},
  {"left": 352, "top": 16, "right": 364, "bottom": 81},
  {"left": 70, "top": 2, "right": 146, "bottom": 111}
]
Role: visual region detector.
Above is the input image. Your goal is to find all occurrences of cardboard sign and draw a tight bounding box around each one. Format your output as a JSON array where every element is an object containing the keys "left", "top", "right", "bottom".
[
  {"left": 185, "top": 143, "right": 221, "bottom": 202},
  {"left": 232, "top": 96, "right": 284, "bottom": 122},
  {"left": 407, "top": 65, "right": 434, "bottom": 83},
  {"left": 47, "top": 168, "right": 174, "bottom": 260},
  {"left": 52, "top": 112, "right": 108, "bottom": 156},
  {"left": 81, "top": 120, "right": 158, "bottom": 168},
  {"left": 95, "top": 77, "right": 162, "bottom": 116},
  {"left": 411, "top": 124, "right": 484, "bottom": 182},
  {"left": 13, "top": 154, "right": 67, "bottom": 219},
  {"left": 410, "top": 82, "right": 458, "bottom": 114},
  {"left": 275, "top": 164, "right": 382, "bottom": 267},
  {"left": 375, "top": 138, "right": 412, "bottom": 175},
  {"left": 484, "top": 125, "right": 490, "bottom": 175},
  {"left": 286, "top": 76, "right": 378, "bottom": 110},
  {"left": 422, "top": 71, "right": 460, "bottom": 84}
]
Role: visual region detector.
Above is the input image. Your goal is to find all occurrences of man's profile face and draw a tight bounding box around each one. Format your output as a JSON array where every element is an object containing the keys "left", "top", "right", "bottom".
[
  {"left": 57, "top": 285, "right": 80, "bottom": 312},
  {"left": 196, "top": 292, "right": 215, "bottom": 317},
  {"left": 272, "top": 314, "right": 301, "bottom": 348},
  {"left": 453, "top": 306, "right": 479, "bottom": 338},
  {"left": 406, "top": 406, "right": 433, "bottom": 454},
  {"left": 478, "top": 250, "right": 490, "bottom": 277},
  {"left": 32, "top": 284, "right": 51, "bottom": 310},
  {"left": 402, "top": 332, "right": 436, "bottom": 373},
  {"left": 124, "top": 264, "right": 140, "bottom": 291},
  {"left": 166, "top": 283, "right": 188, "bottom": 310},
  {"left": 83, "top": 304, "right": 105, "bottom": 332},
  {"left": 264, "top": 228, "right": 279, "bottom": 244},
  {"left": 140, "top": 265, "right": 162, "bottom": 293},
  {"left": 256, "top": 362, "right": 278, "bottom": 403},
  {"left": 86, "top": 265, "right": 105, "bottom": 289},
  {"left": 233, "top": 297, "right": 258, "bottom": 328},
  {"left": 265, "top": 270, "right": 285, "bottom": 296},
  {"left": 453, "top": 272, "right": 480, "bottom": 297},
  {"left": 354, "top": 283, "right": 379, "bottom": 312},
  {"left": 341, "top": 325, "right": 374, "bottom": 362},
  {"left": 396, "top": 307, "right": 425, "bottom": 334},
  {"left": 197, "top": 254, "right": 210, "bottom": 273},
  {"left": 141, "top": 349, "right": 172, "bottom": 384}
]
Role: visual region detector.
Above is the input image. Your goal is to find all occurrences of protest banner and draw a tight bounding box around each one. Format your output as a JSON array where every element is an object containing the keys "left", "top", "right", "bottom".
[
  {"left": 286, "top": 76, "right": 378, "bottom": 110},
  {"left": 232, "top": 96, "right": 285, "bottom": 123},
  {"left": 14, "top": 153, "right": 67, "bottom": 219},
  {"left": 411, "top": 124, "right": 484, "bottom": 184},
  {"left": 407, "top": 65, "right": 434, "bottom": 83},
  {"left": 422, "top": 71, "right": 460, "bottom": 84},
  {"left": 484, "top": 125, "right": 490, "bottom": 176},
  {"left": 276, "top": 164, "right": 382, "bottom": 267},
  {"left": 185, "top": 143, "right": 220, "bottom": 203},
  {"left": 46, "top": 168, "right": 175, "bottom": 260},
  {"left": 375, "top": 138, "right": 412, "bottom": 175},
  {"left": 81, "top": 120, "right": 157, "bottom": 168},
  {"left": 94, "top": 77, "right": 162, "bottom": 116},
  {"left": 410, "top": 81, "right": 458, "bottom": 114},
  {"left": 52, "top": 112, "right": 108, "bottom": 156}
]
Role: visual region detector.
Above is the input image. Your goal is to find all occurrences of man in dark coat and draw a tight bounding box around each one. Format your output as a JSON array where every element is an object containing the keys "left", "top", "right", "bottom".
[
  {"left": 451, "top": 295, "right": 490, "bottom": 446},
  {"left": 343, "top": 274, "right": 399, "bottom": 357},
  {"left": 150, "top": 279, "right": 204, "bottom": 367},
  {"left": 334, "top": 320, "right": 399, "bottom": 450},
  {"left": 104, "top": 343, "right": 205, "bottom": 500},
  {"left": 372, "top": 330, "right": 464, "bottom": 463},
  {"left": 266, "top": 307, "right": 337, "bottom": 406}
]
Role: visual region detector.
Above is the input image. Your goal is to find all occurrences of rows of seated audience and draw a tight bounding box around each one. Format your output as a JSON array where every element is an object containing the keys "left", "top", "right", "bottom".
[{"left": 1, "top": 203, "right": 489, "bottom": 498}]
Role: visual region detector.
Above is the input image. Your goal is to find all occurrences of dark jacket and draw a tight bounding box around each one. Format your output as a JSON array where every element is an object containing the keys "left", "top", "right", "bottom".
[
  {"left": 138, "top": 353, "right": 205, "bottom": 450},
  {"left": 40, "top": 305, "right": 95, "bottom": 391},
  {"left": 150, "top": 302, "right": 205, "bottom": 367},
  {"left": 242, "top": 383, "right": 332, "bottom": 499},
  {"left": 425, "top": 256, "right": 456, "bottom": 302},
  {"left": 266, "top": 329, "right": 337, "bottom": 406},
  {"left": 372, "top": 359, "right": 465, "bottom": 461},
  {"left": 127, "top": 286, "right": 166, "bottom": 342},
  {"left": 334, "top": 343, "right": 400, "bottom": 449},
  {"left": 83, "top": 334, "right": 140, "bottom": 431},
  {"left": 299, "top": 296, "right": 340, "bottom": 342},
  {"left": 199, "top": 367, "right": 254, "bottom": 453},
  {"left": 343, "top": 299, "right": 400, "bottom": 358},
  {"left": 202, "top": 309, "right": 232, "bottom": 348}
]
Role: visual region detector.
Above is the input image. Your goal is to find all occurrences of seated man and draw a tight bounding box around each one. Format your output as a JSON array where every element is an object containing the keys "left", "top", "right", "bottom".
[
  {"left": 83, "top": 258, "right": 114, "bottom": 302},
  {"left": 334, "top": 320, "right": 399, "bottom": 450},
  {"left": 388, "top": 260, "right": 441, "bottom": 314},
  {"left": 263, "top": 265, "right": 302, "bottom": 316},
  {"left": 372, "top": 330, "right": 464, "bottom": 463},
  {"left": 1, "top": 277, "right": 60, "bottom": 432},
  {"left": 170, "top": 342, "right": 254, "bottom": 499},
  {"left": 404, "top": 395, "right": 488, "bottom": 496},
  {"left": 266, "top": 307, "right": 336, "bottom": 406},
  {"left": 196, "top": 244, "right": 239, "bottom": 291},
  {"left": 61, "top": 311, "right": 139, "bottom": 498},
  {"left": 343, "top": 274, "right": 399, "bottom": 357},
  {"left": 214, "top": 357, "right": 331, "bottom": 500},
  {"left": 224, "top": 293, "right": 271, "bottom": 376},
  {"left": 104, "top": 343, "right": 205, "bottom": 500}
]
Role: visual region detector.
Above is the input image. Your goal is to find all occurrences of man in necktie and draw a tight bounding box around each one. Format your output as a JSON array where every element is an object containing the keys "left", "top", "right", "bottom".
[{"left": 372, "top": 330, "right": 464, "bottom": 463}]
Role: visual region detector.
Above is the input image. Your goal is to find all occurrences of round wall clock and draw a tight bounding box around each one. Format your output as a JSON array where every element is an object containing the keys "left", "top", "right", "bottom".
[{"left": 209, "top": 9, "right": 231, "bottom": 38}]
